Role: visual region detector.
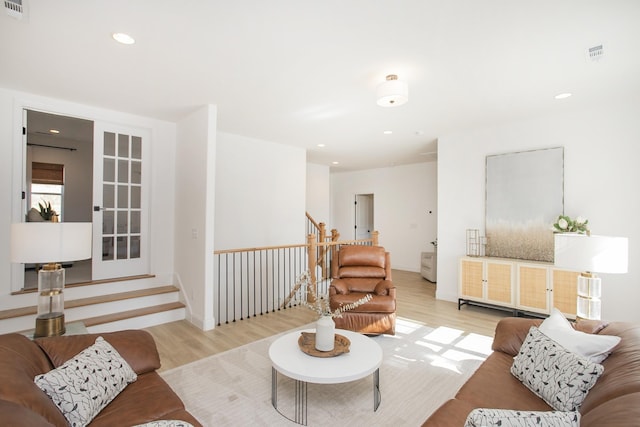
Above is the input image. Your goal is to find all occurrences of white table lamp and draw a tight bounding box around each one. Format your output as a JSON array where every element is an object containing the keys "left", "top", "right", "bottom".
[
  {"left": 554, "top": 233, "right": 628, "bottom": 320},
  {"left": 11, "top": 222, "right": 92, "bottom": 337}
]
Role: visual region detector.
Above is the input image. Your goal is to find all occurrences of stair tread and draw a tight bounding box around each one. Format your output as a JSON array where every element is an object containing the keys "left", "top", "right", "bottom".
[
  {"left": 81, "top": 302, "right": 185, "bottom": 327},
  {"left": 0, "top": 285, "right": 179, "bottom": 321}
]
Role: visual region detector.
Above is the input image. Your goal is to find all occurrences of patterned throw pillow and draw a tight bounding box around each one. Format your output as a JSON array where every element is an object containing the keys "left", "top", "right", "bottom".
[
  {"left": 511, "top": 327, "right": 604, "bottom": 411},
  {"left": 35, "top": 336, "right": 137, "bottom": 427},
  {"left": 464, "top": 408, "right": 580, "bottom": 427},
  {"left": 133, "top": 421, "right": 194, "bottom": 427}
]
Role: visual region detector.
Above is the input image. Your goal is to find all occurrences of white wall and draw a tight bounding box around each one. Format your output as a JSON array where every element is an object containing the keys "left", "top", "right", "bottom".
[
  {"left": 438, "top": 101, "right": 640, "bottom": 322},
  {"left": 214, "top": 132, "right": 306, "bottom": 250},
  {"left": 306, "top": 162, "right": 330, "bottom": 225},
  {"left": 0, "top": 87, "right": 178, "bottom": 301},
  {"left": 174, "top": 105, "right": 217, "bottom": 330},
  {"left": 331, "top": 162, "right": 437, "bottom": 272}
]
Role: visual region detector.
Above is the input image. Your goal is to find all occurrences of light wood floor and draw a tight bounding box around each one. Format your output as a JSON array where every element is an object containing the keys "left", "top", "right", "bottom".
[{"left": 145, "top": 270, "right": 509, "bottom": 371}]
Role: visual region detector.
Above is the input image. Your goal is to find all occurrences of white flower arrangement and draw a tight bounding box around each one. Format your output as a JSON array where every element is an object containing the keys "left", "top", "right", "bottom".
[
  {"left": 294, "top": 271, "right": 372, "bottom": 318},
  {"left": 553, "top": 215, "right": 589, "bottom": 234}
]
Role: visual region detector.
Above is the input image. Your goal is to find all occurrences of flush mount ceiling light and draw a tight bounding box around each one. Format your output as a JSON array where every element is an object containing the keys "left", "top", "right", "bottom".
[
  {"left": 376, "top": 74, "right": 408, "bottom": 107},
  {"left": 112, "top": 32, "right": 135, "bottom": 45},
  {"left": 554, "top": 92, "right": 572, "bottom": 100}
]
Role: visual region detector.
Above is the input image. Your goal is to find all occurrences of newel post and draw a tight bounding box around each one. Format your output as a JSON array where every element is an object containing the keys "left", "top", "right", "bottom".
[
  {"left": 307, "top": 233, "right": 317, "bottom": 303},
  {"left": 372, "top": 230, "right": 379, "bottom": 246}
]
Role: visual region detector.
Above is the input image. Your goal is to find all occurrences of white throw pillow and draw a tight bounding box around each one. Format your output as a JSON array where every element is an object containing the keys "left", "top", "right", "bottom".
[
  {"left": 511, "top": 327, "right": 603, "bottom": 412},
  {"left": 539, "top": 308, "right": 620, "bottom": 363},
  {"left": 35, "top": 336, "right": 137, "bottom": 427},
  {"left": 464, "top": 408, "right": 580, "bottom": 427}
]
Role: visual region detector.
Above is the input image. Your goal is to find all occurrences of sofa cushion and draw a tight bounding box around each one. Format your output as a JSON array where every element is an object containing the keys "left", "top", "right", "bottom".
[
  {"left": 464, "top": 408, "right": 580, "bottom": 427},
  {"left": 492, "top": 318, "right": 543, "bottom": 357},
  {"left": 511, "top": 327, "right": 604, "bottom": 411},
  {"left": 35, "top": 336, "right": 137, "bottom": 426},
  {"left": 35, "top": 330, "right": 161, "bottom": 375},
  {"left": 539, "top": 309, "right": 620, "bottom": 363},
  {"left": 133, "top": 421, "right": 194, "bottom": 427},
  {"left": 0, "top": 399, "right": 55, "bottom": 427}
]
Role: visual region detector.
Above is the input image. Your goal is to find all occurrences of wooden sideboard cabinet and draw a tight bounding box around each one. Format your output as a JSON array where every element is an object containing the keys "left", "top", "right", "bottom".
[{"left": 459, "top": 256, "right": 578, "bottom": 318}]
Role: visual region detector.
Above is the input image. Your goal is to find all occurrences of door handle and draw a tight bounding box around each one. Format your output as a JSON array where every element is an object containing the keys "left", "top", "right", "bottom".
[{"left": 93, "top": 206, "right": 102, "bottom": 212}]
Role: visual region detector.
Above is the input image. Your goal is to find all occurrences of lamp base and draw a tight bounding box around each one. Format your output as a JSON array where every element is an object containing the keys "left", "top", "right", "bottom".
[{"left": 34, "top": 313, "right": 65, "bottom": 338}]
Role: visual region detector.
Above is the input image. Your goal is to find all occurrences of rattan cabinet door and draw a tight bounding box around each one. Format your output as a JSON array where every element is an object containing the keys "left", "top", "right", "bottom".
[
  {"left": 486, "top": 261, "right": 513, "bottom": 304},
  {"left": 552, "top": 269, "right": 579, "bottom": 317},
  {"left": 518, "top": 264, "right": 549, "bottom": 313},
  {"left": 460, "top": 259, "right": 484, "bottom": 299}
]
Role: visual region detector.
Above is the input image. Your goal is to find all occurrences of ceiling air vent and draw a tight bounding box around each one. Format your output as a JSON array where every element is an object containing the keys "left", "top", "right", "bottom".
[
  {"left": 4, "top": 0, "right": 25, "bottom": 19},
  {"left": 586, "top": 44, "right": 604, "bottom": 62}
]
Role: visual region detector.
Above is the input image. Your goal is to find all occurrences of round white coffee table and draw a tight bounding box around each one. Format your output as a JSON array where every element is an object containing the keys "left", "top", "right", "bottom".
[{"left": 269, "top": 328, "right": 383, "bottom": 425}]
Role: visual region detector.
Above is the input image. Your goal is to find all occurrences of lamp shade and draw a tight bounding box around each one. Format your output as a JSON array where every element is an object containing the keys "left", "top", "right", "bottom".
[
  {"left": 11, "top": 222, "right": 92, "bottom": 264},
  {"left": 554, "top": 234, "right": 628, "bottom": 274},
  {"left": 376, "top": 74, "right": 408, "bottom": 107}
]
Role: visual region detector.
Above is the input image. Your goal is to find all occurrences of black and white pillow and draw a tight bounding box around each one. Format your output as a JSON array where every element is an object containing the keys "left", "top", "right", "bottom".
[
  {"left": 511, "top": 327, "right": 603, "bottom": 411},
  {"left": 35, "top": 336, "right": 137, "bottom": 427},
  {"left": 464, "top": 408, "right": 580, "bottom": 427},
  {"left": 133, "top": 421, "right": 195, "bottom": 427}
]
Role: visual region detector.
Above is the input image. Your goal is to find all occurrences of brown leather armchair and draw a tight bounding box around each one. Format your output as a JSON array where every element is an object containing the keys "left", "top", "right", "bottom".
[{"left": 329, "top": 245, "right": 396, "bottom": 335}]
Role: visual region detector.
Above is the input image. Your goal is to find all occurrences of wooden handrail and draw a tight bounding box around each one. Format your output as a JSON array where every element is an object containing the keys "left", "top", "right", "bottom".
[{"left": 214, "top": 243, "right": 307, "bottom": 255}]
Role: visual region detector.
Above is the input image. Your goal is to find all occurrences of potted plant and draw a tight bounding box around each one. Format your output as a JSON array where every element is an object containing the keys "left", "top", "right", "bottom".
[{"left": 38, "top": 202, "right": 58, "bottom": 222}]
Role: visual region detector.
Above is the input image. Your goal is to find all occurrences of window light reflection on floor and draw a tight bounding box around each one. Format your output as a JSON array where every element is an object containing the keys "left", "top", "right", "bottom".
[{"left": 390, "top": 319, "right": 494, "bottom": 375}]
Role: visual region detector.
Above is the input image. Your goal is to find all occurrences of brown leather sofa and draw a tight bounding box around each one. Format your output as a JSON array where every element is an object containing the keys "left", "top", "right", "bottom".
[
  {"left": 329, "top": 245, "right": 396, "bottom": 335},
  {"left": 0, "top": 330, "right": 201, "bottom": 426},
  {"left": 423, "top": 317, "right": 640, "bottom": 426}
]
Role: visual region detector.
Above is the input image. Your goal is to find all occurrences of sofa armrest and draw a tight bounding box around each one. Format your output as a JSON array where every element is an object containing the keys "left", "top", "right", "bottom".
[
  {"left": 491, "top": 317, "right": 542, "bottom": 356},
  {"left": 330, "top": 279, "right": 350, "bottom": 295},
  {"left": 374, "top": 280, "right": 394, "bottom": 296},
  {"left": 35, "top": 329, "right": 161, "bottom": 375}
]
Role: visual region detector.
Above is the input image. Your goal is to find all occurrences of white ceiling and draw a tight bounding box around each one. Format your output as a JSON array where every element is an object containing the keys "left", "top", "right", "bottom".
[{"left": 2, "top": 1, "right": 639, "bottom": 172}]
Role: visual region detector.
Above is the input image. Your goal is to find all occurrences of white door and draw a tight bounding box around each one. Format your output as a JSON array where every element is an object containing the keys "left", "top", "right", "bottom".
[
  {"left": 92, "top": 123, "right": 149, "bottom": 280},
  {"left": 354, "top": 194, "right": 374, "bottom": 240}
]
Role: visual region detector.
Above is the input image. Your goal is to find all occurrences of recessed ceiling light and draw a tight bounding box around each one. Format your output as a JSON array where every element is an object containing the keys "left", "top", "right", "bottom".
[
  {"left": 383, "top": 130, "right": 393, "bottom": 135},
  {"left": 332, "top": 161, "right": 339, "bottom": 165},
  {"left": 554, "top": 92, "right": 572, "bottom": 100},
  {"left": 49, "top": 129, "right": 60, "bottom": 134},
  {"left": 112, "top": 33, "right": 135, "bottom": 45},
  {"left": 317, "top": 143, "right": 326, "bottom": 147}
]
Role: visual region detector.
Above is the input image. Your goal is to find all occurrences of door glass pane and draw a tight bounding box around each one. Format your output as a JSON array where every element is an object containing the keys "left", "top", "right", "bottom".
[
  {"left": 103, "top": 184, "right": 114, "bottom": 208},
  {"left": 103, "top": 211, "right": 114, "bottom": 234},
  {"left": 104, "top": 132, "right": 115, "bottom": 156},
  {"left": 117, "top": 211, "right": 128, "bottom": 234},
  {"left": 117, "top": 236, "right": 128, "bottom": 260},
  {"left": 131, "top": 161, "right": 141, "bottom": 184},
  {"left": 102, "top": 237, "right": 114, "bottom": 261},
  {"left": 103, "top": 158, "right": 115, "bottom": 182},
  {"left": 131, "top": 211, "right": 140, "bottom": 233},
  {"left": 132, "top": 136, "right": 142, "bottom": 160},
  {"left": 131, "top": 186, "right": 141, "bottom": 209},
  {"left": 118, "top": 134, "right": 129, "bottom": 158},
  {"left": 130, "top": 236, "right": 141, "bottom": 259},
  {"left": 118, "top": 159, "right": 129, "bottom": 183},
  {"left": 117, "top": 185, "right": 128, "bottom": 208}
]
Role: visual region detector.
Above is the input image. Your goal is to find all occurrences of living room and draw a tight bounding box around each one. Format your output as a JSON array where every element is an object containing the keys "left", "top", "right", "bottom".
[{"left": 1, "top": 1, "right": 639, "bottom": 425}]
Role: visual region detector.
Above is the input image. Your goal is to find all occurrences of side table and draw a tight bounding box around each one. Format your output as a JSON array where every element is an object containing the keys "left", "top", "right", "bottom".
[{"left": 21, "top": 321, "right": 88, "bottom": 340}]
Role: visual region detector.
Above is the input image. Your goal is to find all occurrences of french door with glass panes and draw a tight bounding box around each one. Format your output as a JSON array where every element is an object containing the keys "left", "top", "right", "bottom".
[{"left": 92, "top": 123, "right": 149, "bottom": 280}]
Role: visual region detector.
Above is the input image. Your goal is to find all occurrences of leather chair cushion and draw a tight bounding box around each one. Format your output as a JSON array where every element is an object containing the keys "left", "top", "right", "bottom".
[
  {"left": 331, "top": 294, "right": 395, "bottom": 313},
  {"left": 339, "top": 266, "right": 386, "bottom": 278},
  {"left": 339, "top": 245, "right": 386, "bottom": 268}
]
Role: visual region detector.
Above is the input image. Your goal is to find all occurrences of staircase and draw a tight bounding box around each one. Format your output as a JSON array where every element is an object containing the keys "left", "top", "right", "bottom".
[{"left": 0, "top": 275, "right": 187, "bottom": 335}]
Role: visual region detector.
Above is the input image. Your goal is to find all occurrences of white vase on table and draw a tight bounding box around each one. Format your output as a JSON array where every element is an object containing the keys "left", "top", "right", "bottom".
[{"left": 315, "top": 315, "right": 335, "bottom": 351}]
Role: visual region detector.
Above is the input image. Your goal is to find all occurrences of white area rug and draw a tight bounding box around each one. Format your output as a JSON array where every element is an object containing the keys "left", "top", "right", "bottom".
[{"left": 160, "top": 318, "right": 492, "bottom": 426}]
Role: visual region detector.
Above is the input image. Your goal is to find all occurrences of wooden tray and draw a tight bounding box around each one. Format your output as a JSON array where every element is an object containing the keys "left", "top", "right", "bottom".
[{"left": 298, "top": 332, "right": 351, "bottom": 357}]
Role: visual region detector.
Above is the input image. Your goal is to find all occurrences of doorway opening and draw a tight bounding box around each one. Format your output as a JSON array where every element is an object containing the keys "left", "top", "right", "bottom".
[
  {"left": 23, "top": 110, "right": 94, "bottom": 289},
  {"left": 354, "top": 194, "right": 374, "bottom": 240}
]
